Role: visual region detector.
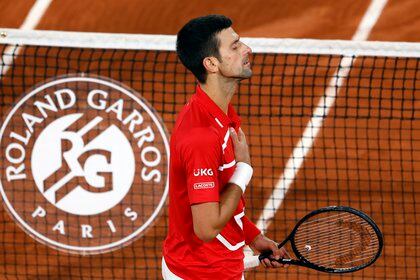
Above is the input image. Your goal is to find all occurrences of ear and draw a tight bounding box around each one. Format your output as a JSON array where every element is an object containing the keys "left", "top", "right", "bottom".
[{"left": 203, "top": 57, "right": 219, "bottom": 74}]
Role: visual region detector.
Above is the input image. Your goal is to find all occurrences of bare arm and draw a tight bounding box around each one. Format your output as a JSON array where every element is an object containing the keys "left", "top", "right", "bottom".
[
  {"left": 191, "top": 183, "right": 242, "bottom": 242},
  {"left": 191, "top": 128, "right": 251, "bottom": 242}
]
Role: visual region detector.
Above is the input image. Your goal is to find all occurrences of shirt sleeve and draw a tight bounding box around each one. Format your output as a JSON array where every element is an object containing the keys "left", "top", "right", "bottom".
[
  {"left": 179, "top": 127, "right": 221, "bottom": 205},
  {"left": 242, "top": 215, "right": 261, "bottom": 245}
]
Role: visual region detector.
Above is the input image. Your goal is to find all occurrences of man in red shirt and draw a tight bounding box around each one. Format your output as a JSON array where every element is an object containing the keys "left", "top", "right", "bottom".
[{"left": 162, "top": 15, "right": 287, "bottom": 279}]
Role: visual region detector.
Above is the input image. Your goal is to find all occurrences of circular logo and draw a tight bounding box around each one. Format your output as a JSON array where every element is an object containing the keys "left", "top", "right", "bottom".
[{"left": 0, "top": 75, "right": 169, "bottom": 254}]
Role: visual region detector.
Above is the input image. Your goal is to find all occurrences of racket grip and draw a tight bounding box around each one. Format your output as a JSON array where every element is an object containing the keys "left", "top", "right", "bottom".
[
  {"left": 258, "top": 250, "right": 274, "bottom": 261},
  {"left": 258, "top": 239, "right": 287, "bottom": 261}
]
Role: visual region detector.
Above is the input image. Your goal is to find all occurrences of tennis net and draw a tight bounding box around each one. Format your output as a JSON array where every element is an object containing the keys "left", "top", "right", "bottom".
[{"left": 0, "top": 29, "right": 419, "bottom": 279}]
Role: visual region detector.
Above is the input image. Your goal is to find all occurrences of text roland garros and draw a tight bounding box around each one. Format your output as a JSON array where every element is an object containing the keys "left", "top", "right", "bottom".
[{"left": 0, "top": 75, "right": 169, "bottom": 254}]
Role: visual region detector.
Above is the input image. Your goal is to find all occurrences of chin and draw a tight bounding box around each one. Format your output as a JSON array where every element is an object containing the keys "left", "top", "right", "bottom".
[
  {"left": 241, "top": 69, "right": 253, "bottom": 79},
  {"left": 223, "top": 69, "right": 253, "bottom": 80}
]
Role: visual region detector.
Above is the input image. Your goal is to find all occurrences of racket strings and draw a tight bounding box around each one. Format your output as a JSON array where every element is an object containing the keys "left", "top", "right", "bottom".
[
  {"left": 295, "top": 218, "right": 378, "bottom": 246},
  {"left": 298, "top": 224, "right": 378, "bottom": 266},
  {"left": 295, "top": 213, "right": 373, "bottom": 241},
  {"left": 293, "top": 212, "right": 380, "bottom": 269},
  {"left": 295, "top": 216, "right": 371, "bottom": 239},
  {"left": 295, "top": 215, "right": 375, "bottom": 248}
]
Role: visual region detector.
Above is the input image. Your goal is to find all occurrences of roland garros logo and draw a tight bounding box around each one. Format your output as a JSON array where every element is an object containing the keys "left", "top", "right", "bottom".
[{"left": 0, "top": 75, "right": 169, "bottom": 254}]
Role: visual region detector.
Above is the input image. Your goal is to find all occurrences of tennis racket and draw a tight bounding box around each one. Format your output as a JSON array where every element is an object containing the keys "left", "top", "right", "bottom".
[{"left": 243, "top": 206, "right": 383, "bottom": 273}]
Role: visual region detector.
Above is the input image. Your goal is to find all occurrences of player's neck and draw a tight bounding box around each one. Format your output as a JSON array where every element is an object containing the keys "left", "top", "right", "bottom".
[{"left": 200, "top": 79, "right": 238, "bottom": 115}]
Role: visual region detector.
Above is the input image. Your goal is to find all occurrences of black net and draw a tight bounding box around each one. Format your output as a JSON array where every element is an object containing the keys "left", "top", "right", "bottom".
[{"left": 0, "top": 41, "right": 419, "bottom": 280}]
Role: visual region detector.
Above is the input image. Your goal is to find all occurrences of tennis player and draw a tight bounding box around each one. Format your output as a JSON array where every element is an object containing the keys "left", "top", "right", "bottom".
[{"left": 162, "top": 15, "right": 287, "bottom": 279}]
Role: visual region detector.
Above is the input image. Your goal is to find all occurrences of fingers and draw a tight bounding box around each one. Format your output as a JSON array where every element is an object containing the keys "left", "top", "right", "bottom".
[
  {"left": 274, "top": 247, "right": 290, "bottom": 268},
  {"left": 269, "top": 243, "right": 281, "bottom": 259},
  {"left": 260, "top": 257, "right": 285, "bottom": 269},
  {"left": 229, "top": 127, "right": 251, "bottom": 165},
  {"left": 260, "top": 246, "right": 290, "bottom": 269},
  {"left": 281, "top": 247, "right": 291, "bottom": 259},
  {"left": 229, "top": 127, "right": 239, "bottom": 143},
  {"left": 230, "top": 127, "right": 247, "bottom": 143},
  {"left": 238, "top": 127, "right": 246, "bottom": 143}
]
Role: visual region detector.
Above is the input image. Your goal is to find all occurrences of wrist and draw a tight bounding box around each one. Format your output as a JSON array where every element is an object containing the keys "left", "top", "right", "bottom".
[{"left": 228, "top": 162, "right": 253, "bottom": 193}]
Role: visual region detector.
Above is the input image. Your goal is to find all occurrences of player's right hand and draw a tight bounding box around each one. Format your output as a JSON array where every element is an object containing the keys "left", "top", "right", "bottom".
[{"left": 229, "top": 127, "right": 251, "bottom": 166}]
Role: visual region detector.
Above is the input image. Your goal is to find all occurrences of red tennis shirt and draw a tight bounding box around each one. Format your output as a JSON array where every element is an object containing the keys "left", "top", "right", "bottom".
[{"left": 162, "top": 85, "right": 261, "bottom": 279}]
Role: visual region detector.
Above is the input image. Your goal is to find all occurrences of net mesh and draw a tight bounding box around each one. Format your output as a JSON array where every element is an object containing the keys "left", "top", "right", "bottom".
[{"left": 0, "top": 30, "right": 419, "bottom": 280}]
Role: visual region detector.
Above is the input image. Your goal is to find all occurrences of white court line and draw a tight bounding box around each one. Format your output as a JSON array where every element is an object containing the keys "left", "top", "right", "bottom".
[
  {"left": 255, "top": 0, "right": 389, "bottom": 233},
  {"left": 0, "top": 0, "right": 53, "bottom": 77}
]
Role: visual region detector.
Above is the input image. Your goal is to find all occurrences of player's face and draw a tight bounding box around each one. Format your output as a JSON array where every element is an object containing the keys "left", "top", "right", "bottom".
[{"left": 216, "top": 27, "right": 252, "bottom": 80}]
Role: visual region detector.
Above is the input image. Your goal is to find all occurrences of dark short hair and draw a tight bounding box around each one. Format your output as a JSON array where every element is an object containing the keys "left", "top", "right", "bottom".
[{"left": 176, "top": 15, "right": 232, "bottom": 83}]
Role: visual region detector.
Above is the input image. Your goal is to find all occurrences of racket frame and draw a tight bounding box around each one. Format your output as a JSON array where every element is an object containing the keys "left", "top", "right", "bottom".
[{"left": 259, "top": 206, "right": 383, "bottom": 273}]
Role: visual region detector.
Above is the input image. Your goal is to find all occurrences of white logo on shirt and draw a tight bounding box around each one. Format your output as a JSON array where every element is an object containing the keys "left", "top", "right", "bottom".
[
  {"left": 193, "top": 182, "right": 215, "bottom": 190},
  {"left": 193, "top": 168, "right": 214, "bottom": 176}
]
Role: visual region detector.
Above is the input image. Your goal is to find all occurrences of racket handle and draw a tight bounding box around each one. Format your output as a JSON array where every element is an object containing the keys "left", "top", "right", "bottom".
[
  {"left": 258, "top": 250, "right": 273, "bottom": 261},
  {"left": 258, "top": 238, "right": 288, "bottom": 261}
]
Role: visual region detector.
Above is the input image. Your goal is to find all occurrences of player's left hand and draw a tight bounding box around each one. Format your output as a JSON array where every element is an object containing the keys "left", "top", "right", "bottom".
[{"left": 250, "top": 234, "right": 289, "bottom": 268}]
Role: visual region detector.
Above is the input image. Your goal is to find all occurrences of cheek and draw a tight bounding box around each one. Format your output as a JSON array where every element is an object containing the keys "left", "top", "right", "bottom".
[
  {"left": 224, "top": 55, "right": 233, "bottom": 65},
  {"left": 223, "top": 54, "right": 241, "bottom": 70},
  {"left": 220, "top": 52, "right": 242, "bottom": 73},
  {"left": 220, "top": 55, "right": 233, "bottom": 71}
]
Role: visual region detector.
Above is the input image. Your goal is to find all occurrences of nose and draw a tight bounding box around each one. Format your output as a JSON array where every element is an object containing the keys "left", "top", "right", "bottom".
[{"left": 244, "top": 43, "right": 252, "bottom": 54}]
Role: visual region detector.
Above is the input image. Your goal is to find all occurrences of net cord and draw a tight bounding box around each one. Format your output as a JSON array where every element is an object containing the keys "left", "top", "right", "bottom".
[{"left": 1, "top": 28, "right": 420, "bottom": 57}]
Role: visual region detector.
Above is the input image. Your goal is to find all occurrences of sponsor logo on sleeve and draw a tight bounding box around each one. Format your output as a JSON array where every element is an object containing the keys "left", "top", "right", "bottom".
[
  {"left": 193, "top": 182, "right": 215, "bottom": 190},
  {"left": 193, "top": 168, "right": 214, "bottom": 177}
]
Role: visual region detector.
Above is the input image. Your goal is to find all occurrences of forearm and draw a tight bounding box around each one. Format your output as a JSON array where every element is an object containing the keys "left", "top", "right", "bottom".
[
  {"left": 192, "top": 183, "right": 242, "bottom": 242},
  {"left": 215, "top": 161, "right": 253, "bottom": 232},
  {"left": 213, "top": 182, "right": 243, "bottom": 230}
]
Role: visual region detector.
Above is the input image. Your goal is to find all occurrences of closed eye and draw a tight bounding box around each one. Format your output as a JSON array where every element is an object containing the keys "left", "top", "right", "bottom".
[{"left": 231, "top": 38, "right": 240, "bottom": 50}]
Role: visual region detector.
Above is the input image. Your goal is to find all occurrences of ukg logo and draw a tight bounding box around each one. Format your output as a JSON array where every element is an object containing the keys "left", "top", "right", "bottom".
[{"left": 0, "top": 75, "right": 169, "bottom": 254}]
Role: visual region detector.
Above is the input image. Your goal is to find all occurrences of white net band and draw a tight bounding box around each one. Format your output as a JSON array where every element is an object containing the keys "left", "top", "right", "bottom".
[{"left": 1, "top": 28, "right": 420, "bottom": 57}]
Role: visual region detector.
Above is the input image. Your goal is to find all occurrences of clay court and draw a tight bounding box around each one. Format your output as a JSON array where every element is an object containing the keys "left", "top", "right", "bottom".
[{"left": 0, "top": 0, "right": 419, "bottom": 279}]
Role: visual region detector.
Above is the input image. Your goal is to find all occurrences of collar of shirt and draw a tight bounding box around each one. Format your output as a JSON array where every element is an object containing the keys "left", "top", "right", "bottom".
[{"left": 193, "top": 85, "right": 241, "bottom": 130}]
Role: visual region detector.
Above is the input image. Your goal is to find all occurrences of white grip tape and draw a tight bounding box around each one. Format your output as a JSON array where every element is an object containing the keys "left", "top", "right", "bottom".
[{"left": 228, "top": 162, "right": 253, "bottom": 193}]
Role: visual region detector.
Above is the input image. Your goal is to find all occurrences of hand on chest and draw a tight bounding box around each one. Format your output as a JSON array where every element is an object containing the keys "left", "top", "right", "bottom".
[{"left": 218, "top": 135, "right": 236, "bottom": 188}]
